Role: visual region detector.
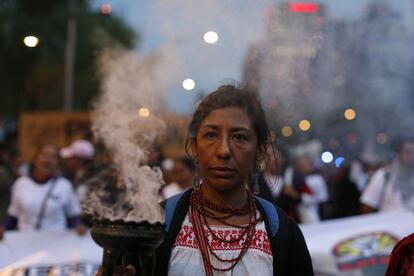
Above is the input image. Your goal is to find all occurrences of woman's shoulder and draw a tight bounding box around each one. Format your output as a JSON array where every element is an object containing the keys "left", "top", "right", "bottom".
[
  {"left": 12, "top": 175, "right": 33, "bottom": 188},
  {"left": 55, "top": 176, "right": 74, "bottom": 191}
]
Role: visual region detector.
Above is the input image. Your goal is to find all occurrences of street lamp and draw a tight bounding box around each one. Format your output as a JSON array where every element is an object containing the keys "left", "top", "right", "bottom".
[
  {"left": 23, "top": 36, "right": 39, "bottom": 47},
  {"left": 203, "top": 31, "right": 219, "bottom": 44},
  {"left": 344, "top": 108, "right": 356, "bottom": 120},
  {"left": 299, "top": 119, "right": 311, "bottom": 131},
  {"left": 100, "top": 4, "right": 112, "bottom": 14},
  {"left": 182, "top": 78, "right": 196, "bottom": 91},
  {"left": 281, "top": 126, "right": 293, "bottom": 137},
  {"left": 138, "top": 107, "right": 151, "bottom": 118}
]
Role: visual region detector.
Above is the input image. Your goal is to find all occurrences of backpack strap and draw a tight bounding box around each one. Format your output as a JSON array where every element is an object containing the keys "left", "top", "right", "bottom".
[
  {"left": 164, "top": 192, "right": 186, "bottom": 233},
  {"left": 255, "top": 196, "right": 279, "bottom": 237}
]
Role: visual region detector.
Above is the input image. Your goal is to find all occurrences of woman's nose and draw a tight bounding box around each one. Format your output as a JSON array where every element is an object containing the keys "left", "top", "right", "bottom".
[{"left": 216, "top": 136, "right": 231, "bottom": 159}]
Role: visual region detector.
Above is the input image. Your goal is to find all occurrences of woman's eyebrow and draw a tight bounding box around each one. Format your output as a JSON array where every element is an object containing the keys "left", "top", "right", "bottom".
[
  {"left": 202, "top": 124, "right": 220, "bottom": 130},
  {"left": 230, "top": 127, "right": 250, "bottom": 132},
  {"left": 202, "top": 125, "right": 251, "bottom": 132}
]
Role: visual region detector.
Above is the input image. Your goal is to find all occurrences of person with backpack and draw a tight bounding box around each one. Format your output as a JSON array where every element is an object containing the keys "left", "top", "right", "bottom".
[{"left": 156, "top": 85, "right": 313, "bottom": 275}]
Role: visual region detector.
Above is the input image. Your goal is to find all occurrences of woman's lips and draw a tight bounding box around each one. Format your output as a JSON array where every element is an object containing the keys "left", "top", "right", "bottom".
[{"left": 210, "top": 167, "right": 236, "bottom": 177}]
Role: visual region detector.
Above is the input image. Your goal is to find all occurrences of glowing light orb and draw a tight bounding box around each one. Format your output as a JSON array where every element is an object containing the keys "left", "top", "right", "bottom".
[
  {"left": 344, "top": 109, "right": 356, "bottom": 120},
  {"left": 299, "top": 120, "right": 311, "bottom": 131},
  {"left": 281, "top": 126, "right": 293, "bottom": 137},
  {"left": 138, "top": 107, "right": 150, "bottom": 117},
  {"left": 23, "top": 36, "right": 39, "bottom": 47},
  {"left": 321, "top": 151, "right": 334, "bottom": 163},
  {"left": 335, "top": 157, "right": 345, "bottom": 168},
  {"left": 100, "top": 4, "right": 112, "bottom": 14},
  {"left": 182, "top": 78, "right": 195, "bottom": 91},
  {"left": 203, "top": 31, "right": 219, "bottom": 44}
]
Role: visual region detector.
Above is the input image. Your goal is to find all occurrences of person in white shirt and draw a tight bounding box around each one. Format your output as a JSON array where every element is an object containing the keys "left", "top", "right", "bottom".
[
  {"left": 0, "top": 144, "right": 86, "bottom": 240},
  {"left": 284, "top": 155, "right": 328, "bottom": 224},
  {"left": 360, "top": 138, "right": 414, "bottom": 213}
]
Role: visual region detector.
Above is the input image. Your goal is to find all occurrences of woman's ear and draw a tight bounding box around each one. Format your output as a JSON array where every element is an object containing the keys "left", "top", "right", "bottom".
[{"left": 190, "top": 139, "right": 198, "bottom": 161}]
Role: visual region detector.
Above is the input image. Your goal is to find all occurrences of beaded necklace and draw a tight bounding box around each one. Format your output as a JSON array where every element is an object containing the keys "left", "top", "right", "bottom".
[{"left": 189, "top": 188, "right": 261, "bottom": 275}]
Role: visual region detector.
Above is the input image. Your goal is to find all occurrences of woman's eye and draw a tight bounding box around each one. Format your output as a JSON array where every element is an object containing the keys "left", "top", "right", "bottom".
[
  {"left": 234, "top": 134, "right": 248, "bottom": 141},
  {"left": 204, "top": 132, "right": 217, "bottom": 139}
]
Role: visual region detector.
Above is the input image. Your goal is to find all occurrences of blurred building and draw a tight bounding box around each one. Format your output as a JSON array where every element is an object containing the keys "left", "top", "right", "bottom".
[
  {"left": 243, "top": 1, "right": 414, "bottom": 160},
  {"left": 243, "top": 2, "right": 328, "bottom": 144}
]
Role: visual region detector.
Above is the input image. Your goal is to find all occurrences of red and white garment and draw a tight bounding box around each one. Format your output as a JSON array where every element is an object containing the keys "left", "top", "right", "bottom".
[{"left": 168, "top": 210, "right": 273, "bottom": 276}]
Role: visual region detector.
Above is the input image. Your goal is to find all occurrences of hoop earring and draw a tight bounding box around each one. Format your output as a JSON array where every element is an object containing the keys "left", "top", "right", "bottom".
[{"left": 193, "top": 161, "right": 201, "bottom": 190}]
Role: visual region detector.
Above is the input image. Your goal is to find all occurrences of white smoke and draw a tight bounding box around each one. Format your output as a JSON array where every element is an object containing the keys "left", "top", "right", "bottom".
[{"left": 84, "top": 49, "right": 168, "bottom": 224}]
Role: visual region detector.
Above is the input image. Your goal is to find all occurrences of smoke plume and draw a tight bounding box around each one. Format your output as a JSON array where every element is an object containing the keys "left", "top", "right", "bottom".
[{"left": 83, "top": 50, "right": 167, "bottom": 223}]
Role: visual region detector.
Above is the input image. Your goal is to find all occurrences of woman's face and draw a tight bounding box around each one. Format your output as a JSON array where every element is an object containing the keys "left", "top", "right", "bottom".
[
  {"left": 34, "top": 145, "right": 59, "bottom": 178},
  {"left": 191, "top": 107, "right": 258, "bottom": 192}
]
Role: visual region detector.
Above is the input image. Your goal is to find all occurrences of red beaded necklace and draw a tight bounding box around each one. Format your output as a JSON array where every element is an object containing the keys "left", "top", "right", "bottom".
[{"left": 189, "top": 188, "right": 261, "bottom": 275}]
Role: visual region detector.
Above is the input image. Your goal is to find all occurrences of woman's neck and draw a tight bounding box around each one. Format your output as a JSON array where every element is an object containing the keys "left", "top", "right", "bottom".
[
  {"left": 31, "top": 170, "right": 52, "bottom": 184},
  {"left": 200, "top": 184, "right": 248, "bottom": 209}
]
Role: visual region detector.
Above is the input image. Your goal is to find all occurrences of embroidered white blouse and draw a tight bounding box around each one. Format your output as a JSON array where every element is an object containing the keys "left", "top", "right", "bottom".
[{"left": 168, "top": 210, "right": 273, "bottom": 276}]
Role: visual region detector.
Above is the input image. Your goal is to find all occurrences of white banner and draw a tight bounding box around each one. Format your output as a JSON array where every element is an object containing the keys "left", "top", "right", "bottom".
[
  {"left": 301, "top": 211, "right": 414, "bottom": 276},
  {"left": 0, "top": 212, "right": 413, "bottom": 276},
  {"left": 0, "top": 231, "right": 102, "bottom": 276}
]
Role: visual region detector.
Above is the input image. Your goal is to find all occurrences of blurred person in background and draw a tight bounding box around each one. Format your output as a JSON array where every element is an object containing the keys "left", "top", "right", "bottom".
[
  {"left": 331, "top": 161, "right": 363, "bottom": 218},
  {"left": 159, "top": 156, "right": 196, "bottom": 200},
  {"left": 0, "top": 143, "right": 14, "bottom": 222},
  {"left": 360, "top": 138, "right": 414, "bottom": 213},
  {"left": 146, "top": 144, "right": 164, "bottom": 169},
  {"left": 284, "top": 155, "right": 328, "bottom": 224},
  {"left": 253, "top": 146, "right": 290, "bottom": 207},
  {"left": 254, "top": 146, "right": 282, "bottom": 199},
  {"left": 0, "top": 144, "right": 85, "bottom": 240},
  {"left": 60, "top": 139, "right": 95, "bottom": 203}
]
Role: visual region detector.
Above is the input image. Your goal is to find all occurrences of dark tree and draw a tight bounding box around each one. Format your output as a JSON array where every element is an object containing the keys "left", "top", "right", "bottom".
[{"left": 0, "top": 0, "right": 136, "bottom": 115}]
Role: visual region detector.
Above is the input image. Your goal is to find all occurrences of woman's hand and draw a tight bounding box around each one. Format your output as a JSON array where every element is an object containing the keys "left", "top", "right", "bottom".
[{"left": 76, "top": 224, "right": 88, "bottom": 236}]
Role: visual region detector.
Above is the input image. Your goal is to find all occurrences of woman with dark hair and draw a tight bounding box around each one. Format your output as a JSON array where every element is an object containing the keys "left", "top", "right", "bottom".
[
  {"left": 157, "top": 85, "right": 313, "bottom": 275},
  {"left": 0, "top": 144, "right": 85, "bottom": 240}
]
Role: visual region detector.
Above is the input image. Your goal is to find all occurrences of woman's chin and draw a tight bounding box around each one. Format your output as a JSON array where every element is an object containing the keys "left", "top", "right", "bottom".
[{"left": 205, "top": 178, "right": 240, "bottom": 192}]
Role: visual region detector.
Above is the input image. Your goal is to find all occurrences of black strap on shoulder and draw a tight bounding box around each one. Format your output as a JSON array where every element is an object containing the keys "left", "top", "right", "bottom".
[
  {"left": 268, "top": 206, "right": 314, "bottom": 275},
  {"left": 35, "top": 177, "right": 58, "bottom": 230}
]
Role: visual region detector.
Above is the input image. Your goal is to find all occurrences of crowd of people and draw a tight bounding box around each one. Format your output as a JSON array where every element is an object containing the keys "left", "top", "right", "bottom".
[
  {"left": 0, "top": 85, "right": 413, "bottom": 274},
  {"left": 0, "top": 121, "right": 413, "bottom": 237}
]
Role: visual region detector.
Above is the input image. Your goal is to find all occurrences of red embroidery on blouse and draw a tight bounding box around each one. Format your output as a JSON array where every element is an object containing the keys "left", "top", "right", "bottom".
[{"left": 174, "top": 224, "right": 272, "bottom": 255}]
